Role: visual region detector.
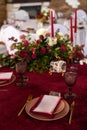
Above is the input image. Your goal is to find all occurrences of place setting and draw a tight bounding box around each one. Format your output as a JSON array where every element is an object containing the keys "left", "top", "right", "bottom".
[
  {"left": 0, "top": 72, "right": 16, "bottom": 87},
  {"left": 16, "top": 63, "right": 78, "bottom": 122},
  {"left": 25, "top": 93, "right": 70, "bottom": 121},
  {"left": 24, "top": 65, "right": 78, "bottom": 122}
]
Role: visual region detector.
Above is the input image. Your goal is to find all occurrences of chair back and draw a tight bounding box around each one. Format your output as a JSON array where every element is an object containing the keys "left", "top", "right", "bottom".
[
  {"left": 77, "top": 9, "right": 87, "bottom": 20},
  {"left": 0, "top": 25, "right": 22, "bottom": 54},
  {"left": 14, "top": 9, "right": 30, "bottom": 21},
  {"left": 0, "top": 41, "right": 7, "bottom": 54},
  {"left": 47, "top": 24, "right": 69, "bottom": 35}
]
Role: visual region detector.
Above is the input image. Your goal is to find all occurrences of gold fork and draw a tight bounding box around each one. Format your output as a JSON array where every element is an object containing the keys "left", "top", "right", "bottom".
[{"left": 18, "top": 95, "right": 32, "bottom": 117}]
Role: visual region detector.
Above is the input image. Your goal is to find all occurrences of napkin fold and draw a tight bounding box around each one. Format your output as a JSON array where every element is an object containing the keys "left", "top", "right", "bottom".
[
  {"left": 30, "top": 95, "right": 61, "bottom": 118},
  {"left": 0, "top": 72, "right": 13, "bottom": 80}
]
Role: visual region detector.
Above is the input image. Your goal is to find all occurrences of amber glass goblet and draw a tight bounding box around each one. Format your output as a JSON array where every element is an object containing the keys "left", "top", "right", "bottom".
[
  {"left": 16, "top": 61, "right": 28, "bottom": 86},
  {"left": 64, "top": 71, "right": 77, "bottom": 100}
]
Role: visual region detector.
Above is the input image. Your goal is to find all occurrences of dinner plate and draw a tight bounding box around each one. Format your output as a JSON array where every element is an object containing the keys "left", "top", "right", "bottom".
[
  {"left": 25, "top": 97, "right": 69, "bottom": 121},
  {"left": 0, "top": 74, "right": 16, "bottom": 87}
]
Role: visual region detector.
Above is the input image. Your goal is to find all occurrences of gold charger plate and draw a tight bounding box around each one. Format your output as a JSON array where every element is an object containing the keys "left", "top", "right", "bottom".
[
  {"left": 0, "top": 74, "right": 16, "bottom": 87},
  {"left": 0, "top": 80, "right": 7, "bottom": 84},
  {"left": 25, "top": 97, "right": 69, "bottom": 121}
]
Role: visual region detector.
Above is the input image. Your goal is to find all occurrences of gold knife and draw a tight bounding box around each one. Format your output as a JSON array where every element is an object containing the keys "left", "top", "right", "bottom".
[
  {"left": 69, "top": 101, "right": 75, "bottom": 125},
  {"left": 18, "top": 95, "right": 32, "bottom": 117}
]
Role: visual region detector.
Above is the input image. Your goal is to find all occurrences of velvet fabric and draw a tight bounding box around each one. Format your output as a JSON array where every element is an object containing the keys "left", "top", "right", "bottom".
[{"left": 0, "top": 64, "right": 87, "bottom": 130}]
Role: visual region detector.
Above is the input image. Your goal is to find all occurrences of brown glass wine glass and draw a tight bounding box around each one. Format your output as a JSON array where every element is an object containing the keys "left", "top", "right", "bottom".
[
  {"left": 16, "top": 61, "right": 28, "bottom": 86},
  {"left": 64, "top": 71, "right": 77, "bottom": 100}
]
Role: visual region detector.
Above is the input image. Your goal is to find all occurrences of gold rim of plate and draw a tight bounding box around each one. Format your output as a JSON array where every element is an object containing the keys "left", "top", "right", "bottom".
[{"left": 0, "top": 75, "right": 16, "bottom": 87}]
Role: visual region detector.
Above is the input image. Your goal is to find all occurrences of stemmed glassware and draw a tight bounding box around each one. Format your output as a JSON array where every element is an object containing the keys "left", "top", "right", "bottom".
[
  {"left": 16, "top": 61, "right": 28, "bottom": 87},
  {"left": 64, "top": 66, "right": 78, "bottom": 100}
]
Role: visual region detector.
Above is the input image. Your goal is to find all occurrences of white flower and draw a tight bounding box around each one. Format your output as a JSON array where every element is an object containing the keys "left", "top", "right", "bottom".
[
  {"left": 67, "top": 44, "right": 73, "bottom": 50},
  {"left": 36, "top": 28, "right": 47, "bottom": 36},
  {"left": 58, "top": 32, "right": 63, "bottom": 37},
  {"left": 56, "top": 32, "right": 64, "bottom": 40},
  {"left": 60, "top": 36, "right": 63, "bottom": 40},
  {"left": 47, "top": 37, "right": 57, "bottom": 46}
]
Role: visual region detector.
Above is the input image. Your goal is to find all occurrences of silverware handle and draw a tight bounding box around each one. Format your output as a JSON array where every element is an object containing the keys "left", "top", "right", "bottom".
[
  {"left": 69, "top": 109, "right": 73, "bottom": 124},
  {"left": 18, "top": 104, "right": 26, "bottom": 116},
  {"left": 17, "top": 95, "right": 32, "bottom": 117},
  {"left": 69, "top": 101, "right": 75, "bottom": 124}
]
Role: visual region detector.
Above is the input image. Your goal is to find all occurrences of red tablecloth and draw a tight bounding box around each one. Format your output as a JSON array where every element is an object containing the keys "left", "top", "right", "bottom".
[{"left": 0, "top": 64, "right": 87, "bottom": 130}]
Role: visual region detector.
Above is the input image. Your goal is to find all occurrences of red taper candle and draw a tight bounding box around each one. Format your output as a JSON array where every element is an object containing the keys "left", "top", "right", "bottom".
[
  {"left": 50, "top": 10, "right": 54, "bottom": 37},
  {"left": 70, "top": 16, "right": 73, "bottom": 43},
  {"left": 74, "top": 9, "right": 77, "bottom": 33}
]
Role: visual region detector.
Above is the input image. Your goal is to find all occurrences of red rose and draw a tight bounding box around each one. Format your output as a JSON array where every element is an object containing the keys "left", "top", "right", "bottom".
[
  {"left": 41, "top": 47, "right": 46, "bottom": 54},
  {"left": 31, "top": 54, "right": 37, "bottom": 59},
  {"left": 20, "top": 51, "right": 28, "bottom": 58},
  {"left": 37, "top": 13, "right": 44, "bottom": 19},
  {"left": 22, "top": 40, "right": 29, "bottom": 46},
  {"left": 61, "top": 45, "right": 66, "bottom": 51},
  {"left": 36, "top": 40, "right": 40, "bottom": 44},
  {"left": 31, "top": 48, "right": 36, "bottom": 53}
]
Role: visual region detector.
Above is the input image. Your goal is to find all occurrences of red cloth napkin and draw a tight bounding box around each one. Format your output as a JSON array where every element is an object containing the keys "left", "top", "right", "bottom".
[{"left": 30, "top": 95, "right": 61, "bottom": 118}]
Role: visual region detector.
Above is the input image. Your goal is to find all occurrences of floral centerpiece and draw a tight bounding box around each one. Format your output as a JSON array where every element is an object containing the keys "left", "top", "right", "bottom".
[
  {"left": 0, "top": 30, "right": 73, "bottom": 73},
  {"left": 37, "top": 10, "right": 50, "bottom": 24}
]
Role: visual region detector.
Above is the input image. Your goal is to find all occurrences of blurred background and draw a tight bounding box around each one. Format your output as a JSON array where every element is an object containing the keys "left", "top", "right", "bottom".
[{"left": 0, "top": 0, "right": 87, "bottom": 27}]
